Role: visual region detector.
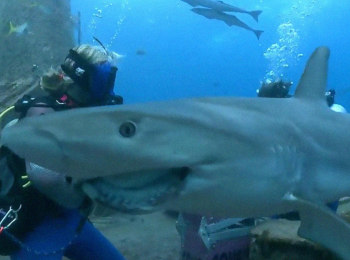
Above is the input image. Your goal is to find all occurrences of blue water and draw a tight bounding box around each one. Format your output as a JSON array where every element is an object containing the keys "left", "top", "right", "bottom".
[{"left": 71, "top": 0, "right": 350, "bottom": 109}]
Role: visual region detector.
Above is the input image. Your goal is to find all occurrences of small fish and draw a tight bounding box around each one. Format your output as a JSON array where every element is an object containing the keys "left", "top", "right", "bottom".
[
  {"left": 6, "top": 22, "right": 28, "bottom": 36},
  {"left": 32, "top": 64, "right": 39, "bottom": 73},
  {"left": 212, "top": 82, "right": 220, "bottom": 88},
  {"left": 136, "top": 50, "right": 146, "bottom": 55},
  {"left": 191, "top": 8, "right": 263, "bottom": 40}
]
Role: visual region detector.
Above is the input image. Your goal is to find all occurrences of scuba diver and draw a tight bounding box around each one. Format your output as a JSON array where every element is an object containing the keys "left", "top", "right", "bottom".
[
  {"left": 0, "top": 44, "right": 125, "bottom": 260},
  {"left": 257, "top": 79, "right": 347, "bottom": 113},
  {"left": 256, "top": 79, "right": 292, "bottom": 98},
  {"left": 257, "top": 79, "right": 346, "bottom": 220},
  {"left": 325, "top": 89, "right": 347, "bottom": 113}
]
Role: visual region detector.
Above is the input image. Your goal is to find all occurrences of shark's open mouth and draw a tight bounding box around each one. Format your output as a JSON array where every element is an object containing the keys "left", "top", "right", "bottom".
[{"left": 81, "top": 167, "right": 190, "bottom": 213}]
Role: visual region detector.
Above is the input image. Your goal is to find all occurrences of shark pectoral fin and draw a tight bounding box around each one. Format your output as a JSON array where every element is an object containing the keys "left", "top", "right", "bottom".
[{"left": 294, "top": 197, "right": 349, "bottom": 260}]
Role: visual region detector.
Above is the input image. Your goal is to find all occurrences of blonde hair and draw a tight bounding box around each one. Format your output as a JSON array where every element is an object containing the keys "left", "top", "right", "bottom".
[
  {"left": 40, "top": 44, "right": 110, "bottom": 95},
  {"left": 72, "top": 44, "right": 110, "bottom": 64}
]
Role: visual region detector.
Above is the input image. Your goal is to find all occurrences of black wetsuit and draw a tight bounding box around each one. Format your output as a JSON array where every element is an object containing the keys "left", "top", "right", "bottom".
[{"left": 0, "top": 146, "right": 65, "bottom": 255}]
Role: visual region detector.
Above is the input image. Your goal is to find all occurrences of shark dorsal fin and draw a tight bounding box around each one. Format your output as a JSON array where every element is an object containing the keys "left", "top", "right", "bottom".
[
  {"left": 294, "top": 47, "right": 329, "bottom": 102},
  {"left": 217, "top": 1, "right": 229, "bottom": 6}
]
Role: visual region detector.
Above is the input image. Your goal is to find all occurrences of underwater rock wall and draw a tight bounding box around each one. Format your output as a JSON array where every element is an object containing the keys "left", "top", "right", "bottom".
[
  {"left": 0, "top": 0, "right": 74, "bottom": 81},
  {"left": 0, "top": 0, "right": 75, "bottom": 112}
]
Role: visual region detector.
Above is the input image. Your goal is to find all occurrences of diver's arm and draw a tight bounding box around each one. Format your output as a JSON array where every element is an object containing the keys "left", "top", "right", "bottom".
[{"left": 26, "top": 162, "right": 86, "bottom": 208}]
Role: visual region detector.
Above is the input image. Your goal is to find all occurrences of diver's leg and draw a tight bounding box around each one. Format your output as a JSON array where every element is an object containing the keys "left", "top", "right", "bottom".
[
  {"left": 10, "top": 248, "right": 64, "bottom": 260},
  {"left": 10, "top": 208, "right": 82, "bottom": 260},
  {"left": 64, "top": 220, "right": 125, "bottom": 260}
]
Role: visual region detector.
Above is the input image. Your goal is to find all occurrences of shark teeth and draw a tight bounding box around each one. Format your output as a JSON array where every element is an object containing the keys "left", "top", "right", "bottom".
[{"left": 81, "top": 168, "right": 189, "bottom": 213}]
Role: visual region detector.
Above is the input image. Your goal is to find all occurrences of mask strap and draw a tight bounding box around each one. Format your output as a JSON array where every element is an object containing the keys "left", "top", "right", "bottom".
[
  {"left": 60, "top": 49, "right": 93, "bottom": 91},
  {"left": 107, "top": 66, "right": 118, "bottom": 95}
]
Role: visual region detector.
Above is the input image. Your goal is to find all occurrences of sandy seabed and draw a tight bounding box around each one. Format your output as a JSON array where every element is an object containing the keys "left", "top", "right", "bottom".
[{"left": 2, "top": 202, "right": 350, "bottom": 260}]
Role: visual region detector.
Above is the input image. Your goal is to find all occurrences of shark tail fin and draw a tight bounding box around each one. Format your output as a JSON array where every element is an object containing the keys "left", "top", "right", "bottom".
[
  {"left": 253, "top": 30, "right": 264, "bottom": 40},
  {"left": 6, "top": 21, "right": 15, "bottom": 37},
  {"left": 250, "top": 10, "right": 262, "bottom": 22},
  {"left": 294, "top": 47, "right": 329, "bottom": 102}
]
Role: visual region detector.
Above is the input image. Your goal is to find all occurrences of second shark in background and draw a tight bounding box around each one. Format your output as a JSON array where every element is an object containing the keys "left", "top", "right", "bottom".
[{"left": 182, "top": 0, "right": 263, "bottom": 40}]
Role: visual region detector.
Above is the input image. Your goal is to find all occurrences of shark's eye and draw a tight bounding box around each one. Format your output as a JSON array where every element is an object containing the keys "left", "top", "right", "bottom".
[{"left": 119, "top": 121, "right": 136, "bottom": 138}]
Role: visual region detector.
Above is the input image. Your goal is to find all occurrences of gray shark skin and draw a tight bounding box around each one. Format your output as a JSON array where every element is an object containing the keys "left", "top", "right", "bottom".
[
  {"left": 181, "top": 0, "right": 262, "bottom": 22},
  {"left": 2, "top": 47, "right": 350, "bottom": 259},
  {"left": 191, "top": 8, "right": 263, "bottom": 40}
]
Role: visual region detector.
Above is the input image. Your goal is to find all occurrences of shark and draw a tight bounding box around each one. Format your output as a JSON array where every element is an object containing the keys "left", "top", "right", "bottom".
[
  {"left": 2, "top": 46, "right": 350, "bottom": 259},
  {"left": 191, "top": 8, "right": 263, "bottom": 40},
  {"left": 181, "top": 0, "right": 263, "bottom": 22}
]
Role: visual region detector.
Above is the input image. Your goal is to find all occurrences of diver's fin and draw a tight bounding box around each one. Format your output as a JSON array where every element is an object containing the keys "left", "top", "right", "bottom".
[
  {"left": 292, "top": 196, "right": 350, "bottom": 260},
  {"left": 294, "top": 47, "right": 329, "bottom": 102}
]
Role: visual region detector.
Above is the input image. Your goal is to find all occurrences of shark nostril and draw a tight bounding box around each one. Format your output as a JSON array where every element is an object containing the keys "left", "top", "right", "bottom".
[
  {"left": 119, "top": 121, "right": 137, "bottom": 138},
  {"left": 172, "top": 167, "right": 190, "bottom": 181}
]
